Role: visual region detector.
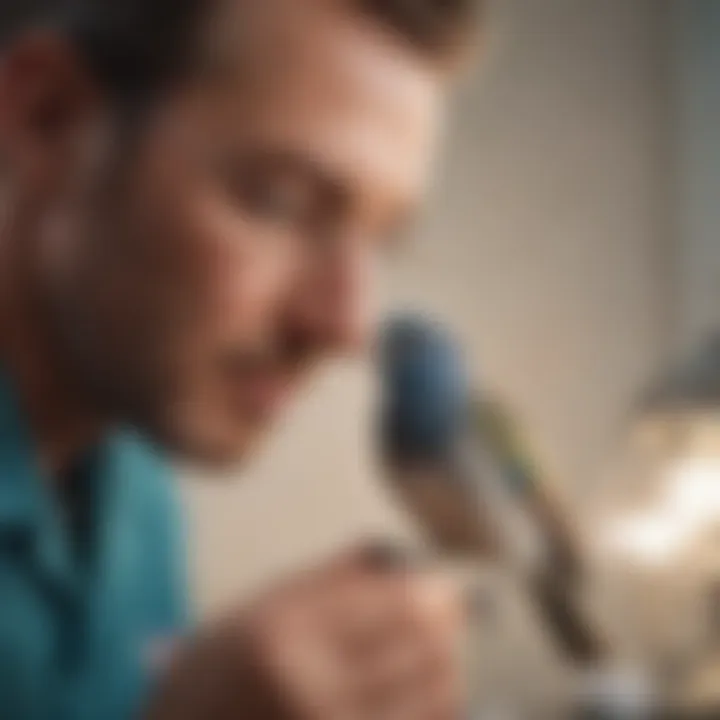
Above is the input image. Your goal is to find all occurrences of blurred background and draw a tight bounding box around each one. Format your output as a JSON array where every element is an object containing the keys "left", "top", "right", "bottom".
[{"left": 180, "top": 0, "right": 720, "bottom": 715}]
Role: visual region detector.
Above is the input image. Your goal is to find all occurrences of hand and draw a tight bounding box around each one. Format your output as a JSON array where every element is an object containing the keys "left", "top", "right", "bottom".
[{"left": 146, "top": 546, "right": 465, "bottom": 720}]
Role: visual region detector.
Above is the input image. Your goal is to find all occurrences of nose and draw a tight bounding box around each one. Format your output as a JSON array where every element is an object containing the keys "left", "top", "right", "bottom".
[{"left": 290, "top": 240, "right": 374, "bottom": 356}]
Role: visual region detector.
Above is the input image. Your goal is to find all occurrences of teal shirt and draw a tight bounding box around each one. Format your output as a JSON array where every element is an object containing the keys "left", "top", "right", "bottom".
[{"left": 0, "top": 372, "right": 191, "bottom": 720}]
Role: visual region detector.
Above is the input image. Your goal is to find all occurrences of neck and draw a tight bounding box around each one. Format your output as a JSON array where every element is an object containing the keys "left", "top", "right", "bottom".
[{"left": 0, "top": 191, "right": 105, "bottom": 477}]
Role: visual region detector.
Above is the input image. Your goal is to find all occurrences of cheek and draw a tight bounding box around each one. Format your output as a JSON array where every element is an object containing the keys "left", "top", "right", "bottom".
[
  {"left": 127, "top": 168, "right": 301, "bottom": 352},
  {"left": 184, "top": 194, "right": 301, "bottom": 344}
]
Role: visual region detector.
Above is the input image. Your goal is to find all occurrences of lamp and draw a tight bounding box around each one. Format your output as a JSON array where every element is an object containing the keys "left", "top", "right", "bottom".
[
  {"left": 641, "top": 333, "right": 720, "bottom": 415},
  {"left": 604, "top": 332, "right": 720, "bottom": 567},
  {"left": 595, "top": 332, "right": 720, "bottom": 717}
]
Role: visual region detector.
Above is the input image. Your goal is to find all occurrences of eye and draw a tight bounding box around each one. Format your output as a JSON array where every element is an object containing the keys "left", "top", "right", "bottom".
[
  {"left": 241, "top": 176, "right": 310, "bottom": 225},
  {"left": 218, "top": 157, "right": 314, "bottom": 228}
]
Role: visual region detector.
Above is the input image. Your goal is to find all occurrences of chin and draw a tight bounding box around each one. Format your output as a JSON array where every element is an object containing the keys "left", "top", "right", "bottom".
[
  {"left": 163, "top": 440, "right": 256, "bottom": 475},
  {"left": 148, "top": 414, "right": 266, "bottom": 472},
  {"left": 182, "top": 443, "right": 246, "bottom": 469},
  {"left": 146, "top": 386, "right": 288, "bottom": 470},
  {"left": 182, "top": 430, "right": 265, "bottom": 470}
]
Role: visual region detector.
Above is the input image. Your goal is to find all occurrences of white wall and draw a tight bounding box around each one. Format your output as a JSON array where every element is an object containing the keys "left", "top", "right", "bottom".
[
  {"left": 669, "top": 0, "right": 720, "bottom": 351},
  {"left": 182, "top": 0, "right": 671, "bottom": 616}
]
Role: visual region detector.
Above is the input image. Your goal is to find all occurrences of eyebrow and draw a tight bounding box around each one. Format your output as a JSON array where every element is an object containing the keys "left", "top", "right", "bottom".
[
  {"left": 225, "top": 147, "right": 348, "bottom": 198},
  {"left": 216, "top": 144, "right": 422, "bottom": 248}
]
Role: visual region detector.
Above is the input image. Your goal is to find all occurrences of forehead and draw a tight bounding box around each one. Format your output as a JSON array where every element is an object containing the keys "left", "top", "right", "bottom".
[{"left": 189, "top": 0, "right": 446, "bottom": 204}]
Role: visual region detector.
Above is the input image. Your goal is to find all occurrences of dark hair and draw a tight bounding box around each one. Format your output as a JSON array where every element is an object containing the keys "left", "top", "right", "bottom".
[
  {"left": 0, "top": 0, "right": 482, "bottom": 103},
  {"left": 358, "top": 0, "right": 482, "bottom": 63},
  {"left": 0, "top": 0, "right": 207, "bottom": 104}
]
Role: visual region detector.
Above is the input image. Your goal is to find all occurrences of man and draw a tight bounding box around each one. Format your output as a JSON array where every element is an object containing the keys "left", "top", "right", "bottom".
[{"left": 0, "top": 0, "right": 480, "bottom": 718}]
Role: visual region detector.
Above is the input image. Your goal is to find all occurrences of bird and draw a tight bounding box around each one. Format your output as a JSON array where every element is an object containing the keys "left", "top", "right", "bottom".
[{"left": 377, "top": 313, "right": 606, "bottom": 664}]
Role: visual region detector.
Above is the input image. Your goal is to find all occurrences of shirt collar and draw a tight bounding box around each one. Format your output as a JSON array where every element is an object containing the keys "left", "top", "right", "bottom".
[
  {"left": 0, "top": 369, "right": 45, "bottom": 533},
  {"left": 0, "top": 367, "right": 173, "bottom": 533},
  {"left": 0, "top": 368, "right": 121, "bottom": 598}
]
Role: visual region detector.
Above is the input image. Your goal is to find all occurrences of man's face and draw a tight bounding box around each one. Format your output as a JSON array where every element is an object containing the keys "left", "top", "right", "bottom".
[{"left": 1, "top": 2, "right": 445, "bottom": 465}]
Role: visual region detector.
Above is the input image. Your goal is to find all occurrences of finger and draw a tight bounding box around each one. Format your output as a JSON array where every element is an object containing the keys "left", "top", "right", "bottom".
[
  {"left": 390, "top": 571, "right": 465, "bottom": 661},
  {"left": 358, "top": 541, "right": 427, "bottom": 574},
  {"left": 350, "top": 635, "right": 429, "bottom": 708},
  {"left": 404, "top": 572, "right": 465, "bottom": 631},
  {"left": 326, "top": 565, "right": 411, "bottom": 658},
  {"left": 356, "top": 656, "right": 465, "bottom": 720},
  {"left": 332, "top": 566, "right": 464, "bottom": 663},
  {"left": 342, "top": 581, "right": 465, "bottom": 716},
  {"left": 352, "top": 617, "right": 463, "bottom": 704}
]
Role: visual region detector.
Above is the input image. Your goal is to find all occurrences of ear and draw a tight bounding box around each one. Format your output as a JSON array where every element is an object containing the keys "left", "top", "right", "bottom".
[{"left": 0, "top": 30, "right": 103, "bottom": 188}]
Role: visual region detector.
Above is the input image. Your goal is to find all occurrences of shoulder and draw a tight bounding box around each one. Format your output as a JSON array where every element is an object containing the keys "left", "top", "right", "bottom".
[
  {"left": 111, "top": 429, "right": 193, "bottom": 628},
  {"left": 111, "top": 429, "right": 182, "bottom": 524},
  {"left": 108, "top": 429, "right": 188, "bottom": 580}
]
